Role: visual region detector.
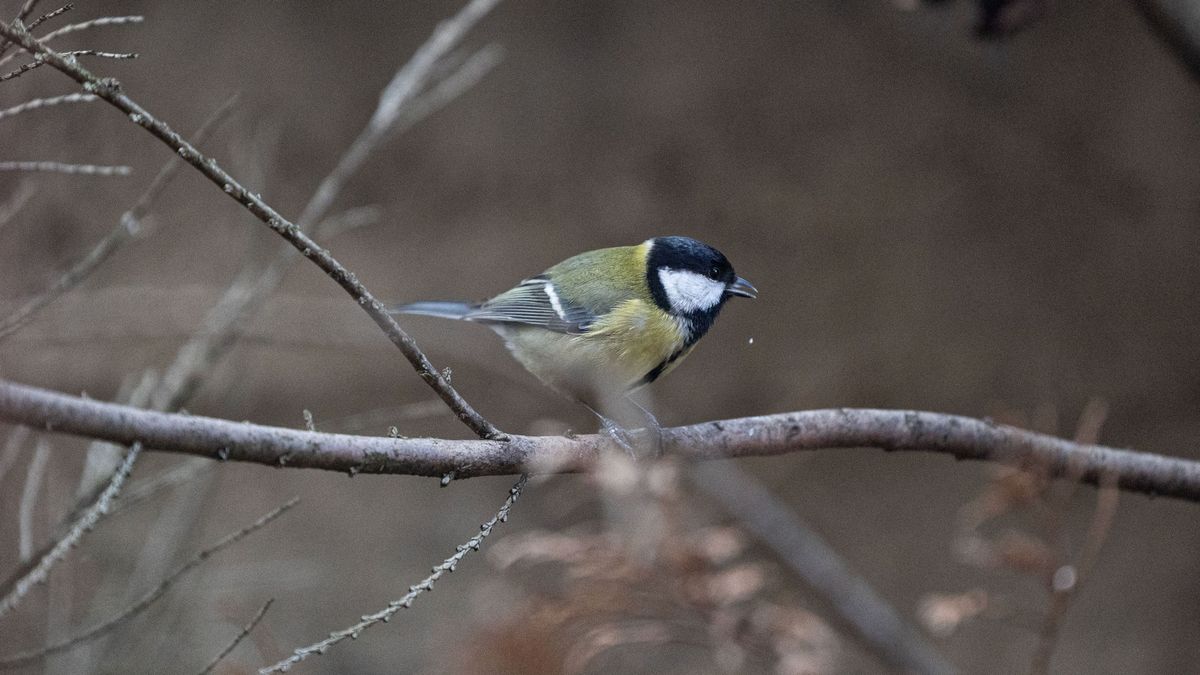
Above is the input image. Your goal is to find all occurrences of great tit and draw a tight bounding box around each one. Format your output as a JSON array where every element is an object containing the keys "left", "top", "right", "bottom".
[{"left": 390, "top": 236, "right": 756, "bottom": 418}]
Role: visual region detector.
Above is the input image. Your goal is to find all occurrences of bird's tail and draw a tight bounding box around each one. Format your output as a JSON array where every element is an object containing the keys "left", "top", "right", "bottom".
[{"left": 388, "top": 301, "right": 476, "bottom": 320}]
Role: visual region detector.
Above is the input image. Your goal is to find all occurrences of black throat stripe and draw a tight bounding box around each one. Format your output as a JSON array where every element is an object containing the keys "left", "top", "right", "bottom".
[{"left": 633, "top": 345, "right": 689, "bottom": 388}]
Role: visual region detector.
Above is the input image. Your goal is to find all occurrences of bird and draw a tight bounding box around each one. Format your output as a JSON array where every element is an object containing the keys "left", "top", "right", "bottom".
[{"left": 390, "top": 236, "right": 756, "bottom": 446}]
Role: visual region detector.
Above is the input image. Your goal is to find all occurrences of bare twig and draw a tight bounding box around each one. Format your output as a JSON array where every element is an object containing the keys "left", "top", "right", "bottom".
[
  {"left": 17, "top": 439, "right": 49, "bottom": 561},
  {"left": 2, "top": 378, "right": 1199, "bottom": 502},
  {"left": 0, "top": 95, "right": 237, "bottom": 342},
  {"left": 0, "top": 55, "right": 39, "bottom": 79},
  {"left": 44, "top": 48, "right": 134, "bottom": 60},
  {"left": 24, "top": 2, "right": 66, "bottom": 24},
  {"left": 22, "top": 3, "right": 69, "bottom": 33},
  {"left": 0, "top": 91, "right": 96, "bottom": 120},
  {"left": 0, "top": 498, "right": 298, "bottom": 668},
  {"left": 692, "top": 461, "right": 956, "bottom": 675},
  {"left": 0, "top": 443, "right": 140, "bottom": 620},
  {"left": 0, "top": 160, "right": 128, "bottom": 175},
  {"left": 0, "top": 12, "right": 142, "bottom": 68},
  {"left": 0, "top": 12, "right": 503, "bottom": 439},
  {"left": 33, "top": 13, "right": 141, "bottom": 44},
  {"left": 260, "top": 475, "right": 527, "bottom": 673},
  {"left": 0, "top": 49, "right": 135, "bottom": 81},
  {"left": 196, "top": 598, "right": 274, "bottom": 675}
]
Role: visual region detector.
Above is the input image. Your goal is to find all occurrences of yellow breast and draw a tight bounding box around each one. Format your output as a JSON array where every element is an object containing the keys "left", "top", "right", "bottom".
[
  {"left": 498, "top": 298, "right": 691, "bottom": 403},
  {"left": 579, "top": 298, "right": 688, "bottom": 384}
]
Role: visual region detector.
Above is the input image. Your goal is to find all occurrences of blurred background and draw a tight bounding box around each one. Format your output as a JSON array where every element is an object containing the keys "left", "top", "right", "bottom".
[{"left": 1, "top": 0, "right": 1199, "bottom": 673}]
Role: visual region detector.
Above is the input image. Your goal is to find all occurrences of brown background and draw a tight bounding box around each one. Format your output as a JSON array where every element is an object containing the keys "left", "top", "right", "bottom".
[{"left": 1, "top": 1, "right": 1199, "bottom": 673}]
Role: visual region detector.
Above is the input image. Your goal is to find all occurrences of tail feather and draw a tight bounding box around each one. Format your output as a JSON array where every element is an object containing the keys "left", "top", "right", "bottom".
[{"left": 388, "top": 301, "right": 476, "bottom": 320}]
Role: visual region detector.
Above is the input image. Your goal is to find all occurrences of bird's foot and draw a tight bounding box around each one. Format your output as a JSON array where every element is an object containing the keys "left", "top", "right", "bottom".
[
  {"left": 626, "top": 398, "right": 665, "bottom": 458},
  {"left": 597, "top": 414, "right": 638, "bottom": 459}
]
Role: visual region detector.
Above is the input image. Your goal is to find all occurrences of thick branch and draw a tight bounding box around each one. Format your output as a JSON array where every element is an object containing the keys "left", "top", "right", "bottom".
[{"left": 2, "top": 379, "right": 1198, "bottom": 502}]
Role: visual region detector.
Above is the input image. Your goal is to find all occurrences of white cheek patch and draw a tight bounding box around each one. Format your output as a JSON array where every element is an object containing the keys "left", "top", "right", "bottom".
[{"left": 657, "top": 268, "right": 726, "bottom": 314}]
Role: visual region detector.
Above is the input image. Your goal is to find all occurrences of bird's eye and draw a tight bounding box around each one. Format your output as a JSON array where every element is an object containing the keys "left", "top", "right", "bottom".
[{"left": 710, "top": 266, "right": 721, "bottom": 279}]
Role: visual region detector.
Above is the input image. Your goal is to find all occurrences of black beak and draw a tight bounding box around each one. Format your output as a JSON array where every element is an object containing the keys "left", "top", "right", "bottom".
[{"left": 726, "top": 276, "right": 758, "bottom": 299}]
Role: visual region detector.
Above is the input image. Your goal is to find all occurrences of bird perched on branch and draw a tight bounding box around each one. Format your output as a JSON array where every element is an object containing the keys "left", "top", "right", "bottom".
[{"left": 390, "top": 236, "right": 756, "bottom": 447}]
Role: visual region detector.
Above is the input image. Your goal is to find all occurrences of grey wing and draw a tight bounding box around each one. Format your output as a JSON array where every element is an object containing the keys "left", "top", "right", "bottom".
[{"left": 466, "top": 276, "right": 596, "bottom": 334}]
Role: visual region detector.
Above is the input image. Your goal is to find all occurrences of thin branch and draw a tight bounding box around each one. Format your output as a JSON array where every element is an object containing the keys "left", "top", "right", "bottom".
[
  {"left": 0, "top": 498, "right": 298, "bottom": 668},
  {"left": 17, "top": 439, "right": 49, "bottom": 561},
  {"left": 0, "top": 91, "right": 96, "bottom": 120},
  {"left": 0, "top": 55, "right": 39, "bottom": 79},
  {"left": 0, "top": 160, "right": 128, "bottom": 175},
  {"left": 22, "top": 3, "right": 69, "bottom": 33},
  {"left": 692, "top": 461, "right": 956, "bottom": 675},
  {"left": 0, "top": 13, "right": 503, "bottom": 439},
  {"left": 0, "top": 443, "right": 140, "bottom": 620},
  {"left": 260, "top": 475, "right": 527, "bottom": 673},
  {"left": 0, "top": 49, "right": 135, "bottom": 81},
  {"left": 2, "top": 378, "right": 1199, "bottom": 503},
  {"left": 197, "top": 598, "right": 274, "bottom": 675},
  {"left": 0, "top": 12, "right": 143, "bottom": 68},
  {"left": 33, "top": 13, "right": 141, "bottom": 43},
  {"left": 44, "top": 48, "right": 134, "bottom": 59},
  {"left": 0, "top": 94, "right": 237, "bottom": 342}
]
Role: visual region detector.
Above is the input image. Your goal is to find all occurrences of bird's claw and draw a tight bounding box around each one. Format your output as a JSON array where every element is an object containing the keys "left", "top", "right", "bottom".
[
  {"left": 627, "top": 398, "right": 665, "bottom": 458},
  {"left": 598, "top": 415, "right": 638, "bottom": 459}
]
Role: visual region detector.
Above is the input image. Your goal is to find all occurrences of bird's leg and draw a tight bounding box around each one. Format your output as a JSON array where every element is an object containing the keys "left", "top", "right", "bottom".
[
  {"left": 625, "top": 396, "right": 664, "bottom": 457},
  {"left": 581, "top": 402, "right": 637, "bottom": 458}
]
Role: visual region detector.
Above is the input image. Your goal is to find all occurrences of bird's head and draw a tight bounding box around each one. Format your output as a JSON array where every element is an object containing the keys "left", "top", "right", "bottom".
[{"left": 646, "top": 236, "right": 756, "bottom": 323}]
